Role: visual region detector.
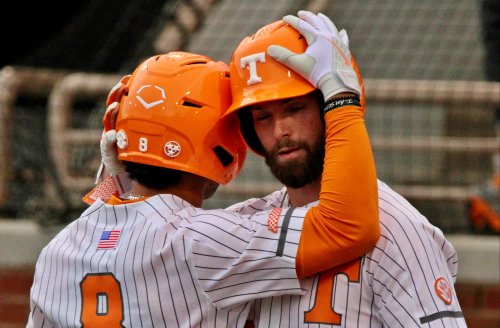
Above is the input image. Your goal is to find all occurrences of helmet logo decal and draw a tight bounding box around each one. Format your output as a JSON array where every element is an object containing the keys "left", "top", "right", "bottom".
[
  {"left": 240, "top": 52, "right": 266, "bottom": 86},
  {"left": 116, "top": 130, "right": 128, "bottom": 149},
  {"left": 136, "top": 84, "right": 166, "bottom": 109},
  {"left": 164, "top": 141, "right": 181, "bottom": 158}
]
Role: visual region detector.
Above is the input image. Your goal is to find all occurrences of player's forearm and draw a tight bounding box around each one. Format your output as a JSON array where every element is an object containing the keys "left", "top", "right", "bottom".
[{"left": 296, "top": 105, "right": 379, "bottom": 278}]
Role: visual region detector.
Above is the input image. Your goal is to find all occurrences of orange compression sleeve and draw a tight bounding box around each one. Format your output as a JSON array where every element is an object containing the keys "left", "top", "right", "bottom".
[{"left": 296, "top": 105, "right": 379, "bottom": 278}]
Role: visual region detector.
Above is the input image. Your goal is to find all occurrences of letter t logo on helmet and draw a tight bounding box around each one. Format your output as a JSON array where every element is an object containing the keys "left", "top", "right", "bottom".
[
  {"left": 225, "top": 20, "right": 366, "bottom": 156},
  {"left": 240, "top": 52, "right": 266, "bottom": 86},
  {"left": 226, "top": 20, "right": 315, "bottom": 155}
]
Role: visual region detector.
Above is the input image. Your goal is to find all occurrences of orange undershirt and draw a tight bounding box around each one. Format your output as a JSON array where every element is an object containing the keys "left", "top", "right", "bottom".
[{"left": 296, "top": 105, "right": 379, "bottom": 278}]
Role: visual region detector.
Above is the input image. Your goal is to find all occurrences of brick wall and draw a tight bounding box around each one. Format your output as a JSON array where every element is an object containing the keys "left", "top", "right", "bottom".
[
  {"left": 0, "top": 267, "right": 33, "bottom": 328},
  {"left": 457, "top": 283, "right": 500, "bottom": 328},
  {"left": 1, "top": 266, "right": 498, "bottom": 328}
]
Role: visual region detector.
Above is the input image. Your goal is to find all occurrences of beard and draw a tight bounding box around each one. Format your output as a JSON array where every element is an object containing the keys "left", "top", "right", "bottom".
[{"left": 264, "top": 133, "right": 325, "bottom": 189}]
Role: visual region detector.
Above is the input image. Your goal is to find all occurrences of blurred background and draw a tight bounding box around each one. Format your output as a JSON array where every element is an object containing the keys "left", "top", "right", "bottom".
[{"left": 0, "top": 0, "right": 498, "bottom": 327}]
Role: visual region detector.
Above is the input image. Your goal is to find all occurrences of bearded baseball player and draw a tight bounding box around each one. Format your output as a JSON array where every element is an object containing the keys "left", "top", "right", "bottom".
[
  {"left": 225, "top": 11, "right": 467, "bottom": 327},
  {"left": 27, "top": 19, "right": 379, "bottom": 327}
]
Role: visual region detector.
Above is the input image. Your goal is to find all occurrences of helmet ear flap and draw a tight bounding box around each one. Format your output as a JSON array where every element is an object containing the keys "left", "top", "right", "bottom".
[{"left": 237, "top": 109, "right": 265, "bottom": 156}]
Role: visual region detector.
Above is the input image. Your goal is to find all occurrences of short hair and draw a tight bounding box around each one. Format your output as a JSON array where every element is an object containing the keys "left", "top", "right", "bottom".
[{"left": 124, "top": 161, "right": 183, "bottom": 190}]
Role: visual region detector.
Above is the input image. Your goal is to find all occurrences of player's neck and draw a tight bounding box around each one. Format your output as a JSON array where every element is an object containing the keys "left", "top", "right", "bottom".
[
  {"left": 286, "top": 178, "right": 321, "bottom": 207},
  {"left": 128, "top": 177, "right": 207, "bottom": 208}
]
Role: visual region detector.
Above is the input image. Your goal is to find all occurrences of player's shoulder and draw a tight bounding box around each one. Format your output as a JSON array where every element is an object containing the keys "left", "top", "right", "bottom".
[
  {"left": 375, "top": 179, "right": 448, "bottom": 246},
  {"left": 225, "top": 187, "right": 287, "bottom": 215},
  {"left": 182, "top": 206, "right": 241, "bottom": 220},
  {"left": 377, "top": 179, "right": 430, "bottom": 227},
  {"left": 176, "top": 206, "right": 274, "bottom": 244},
  {"left": 38, "top": 204, "right": 97, "bottom": 257},
  {"left": 80, "top": 194, "right": 194, "bottom": 230},
  {"left": 182, "top": 204, "right": 275, "bottom": 225}
]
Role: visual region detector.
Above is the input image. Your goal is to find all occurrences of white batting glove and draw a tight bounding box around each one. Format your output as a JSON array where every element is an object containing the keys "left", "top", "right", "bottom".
[
  {"left": 95, "top": 74, "right": 130, "bottom": 185},
  {"left": 95, "top": 74, "right": 131, "bottom": 185},
  {"left": 96, "top": 102, "right": 121, "bottom": 180},
  {"left": 87, "top": 76, "right": 133, "bottom": 203},
  {"left": 94, "top": 102, "right": 132, "bottom": 196},
  {"left": 267, "top": 11, "right": 361, "bottom": 101}
]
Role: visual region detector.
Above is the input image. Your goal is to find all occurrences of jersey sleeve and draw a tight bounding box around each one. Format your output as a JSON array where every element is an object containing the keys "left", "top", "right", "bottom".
[
  {"left": 27, "top": 301, "right": 54, "bottom": 328},
  {"left": 296, "top": 105, "right": 380, "bottom": 278},
  {"left": 182, "top": 207, "right": 306, "bottom": 310},
  {"left": 369, "top": 222, "right": 467, "bottom": 327},
  {"left": 225, "top": 189, "right": 285, "bottom": 215}
]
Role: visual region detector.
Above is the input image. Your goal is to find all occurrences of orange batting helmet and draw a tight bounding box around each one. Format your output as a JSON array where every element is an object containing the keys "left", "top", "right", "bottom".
[
  {"left": 111, "top": 52, "right": 247, "bottom": 185},
  {"left": 227, "top": 20, "right": 365, "bottom": 155}
]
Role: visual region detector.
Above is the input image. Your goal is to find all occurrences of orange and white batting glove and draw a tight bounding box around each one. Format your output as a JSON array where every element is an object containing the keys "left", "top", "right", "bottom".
[
  {"left": 97, "top": 103, "right": 126, "bottom": 180},
  {"left": 85, "top": 77, "right": 133, "bottom": 204},
  {"left": 95, "top": 74, "right": 129, "bottom": 184},
  {"left": 267, "top": 11, "right": 361, "bottom": 101}
]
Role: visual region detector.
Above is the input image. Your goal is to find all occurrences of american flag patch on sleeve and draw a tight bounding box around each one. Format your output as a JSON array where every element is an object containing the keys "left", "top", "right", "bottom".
[
  {"left": 267, "top": 208, "right": 282, "bottom": 233},
  {"left": 97, "top": 230, "right": 121, "bottom": 249}
]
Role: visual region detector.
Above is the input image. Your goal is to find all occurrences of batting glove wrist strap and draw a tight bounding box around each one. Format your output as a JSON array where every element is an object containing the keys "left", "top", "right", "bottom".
[{"left": 323, "top": 96, "right": 361, "bottom": 114}]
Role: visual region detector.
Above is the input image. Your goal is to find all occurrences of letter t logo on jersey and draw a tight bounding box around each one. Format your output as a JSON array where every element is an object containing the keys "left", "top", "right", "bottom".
[{"left": 240, "top": 52, "right": 266, "bottom": 86}]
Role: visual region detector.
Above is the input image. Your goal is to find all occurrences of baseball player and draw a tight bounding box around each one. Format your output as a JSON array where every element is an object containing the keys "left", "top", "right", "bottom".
[
  {"left": 28, "top": 24, "right": 379, "bottom": 328},
  {"left": 225, "top": 11, "right": 467, "bottom": 327}
]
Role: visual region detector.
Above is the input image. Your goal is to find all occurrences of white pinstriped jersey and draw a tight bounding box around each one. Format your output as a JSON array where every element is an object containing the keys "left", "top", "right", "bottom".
[
  {"left": 228, "top": 180, "right": 467, "bottom": 327},
  {"left": 28, "top": 194, "right": 307, "bottom": 328}
]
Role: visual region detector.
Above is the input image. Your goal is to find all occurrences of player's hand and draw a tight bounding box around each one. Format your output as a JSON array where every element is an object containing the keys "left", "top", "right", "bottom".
[
  {"left": 86, "top": 76, "right": 133, "bottom": 204},
  {"left": 267, "top": 11, "right": 361, "bottom": 101},
  {"left": 106, "top": 74, "right": 130, "bottom": 107},
  {"left": 95, "top": 74, "right": 130, "bottom": 183},
  {"left": 93, "top": 101, "right": 133, "bottom": 196},
  {"left": 97, "top": 74, "right": 130, "bottom": 181},
  {"left": 100, "top": 111, "right": 124, "bottom": 177},
  {"left": 94, "top": 74, "right": 133, "bottom": 196},
  {"left": 95, "top": 101, "right": 125, "bottom": 179}
]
